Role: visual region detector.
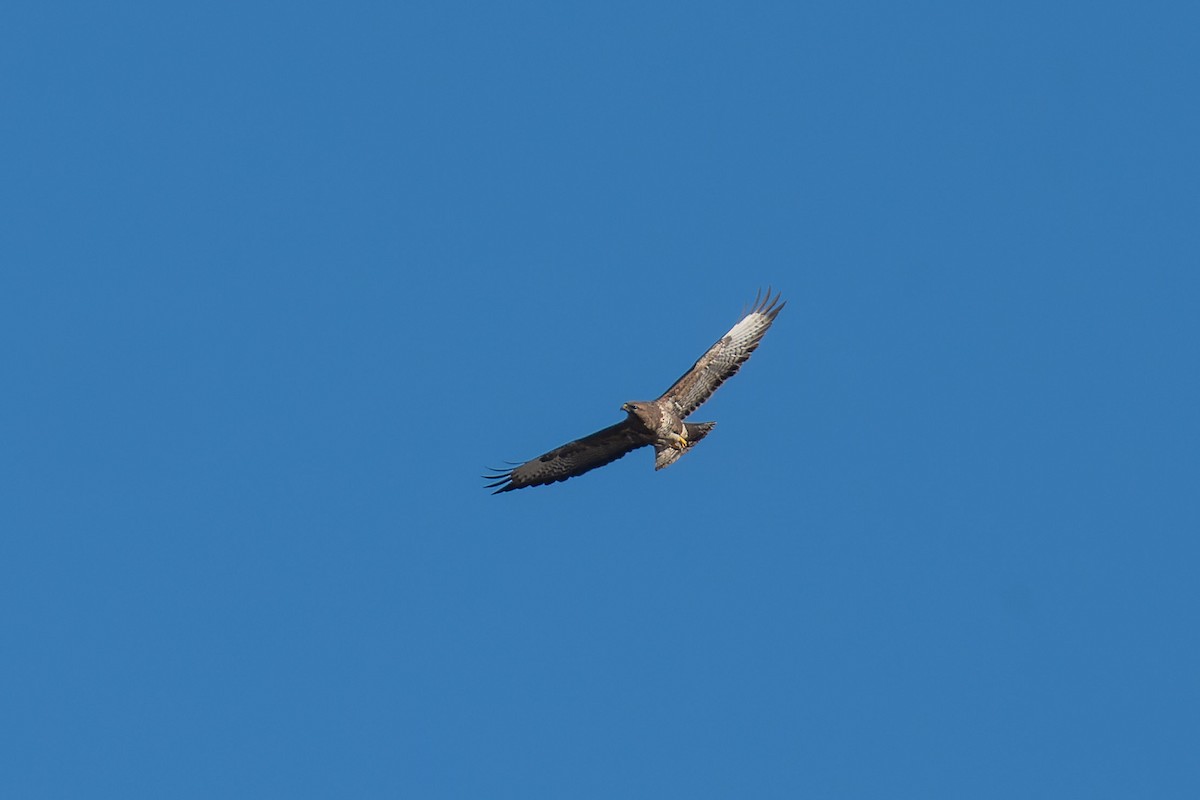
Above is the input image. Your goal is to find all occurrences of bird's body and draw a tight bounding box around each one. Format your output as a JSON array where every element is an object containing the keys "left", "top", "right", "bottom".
[
  {"left": 485, "top": 290, "right": 784, "bottom": 493},
  {"left": 620, "top": 400, "right": 693, "bottom": 462}
]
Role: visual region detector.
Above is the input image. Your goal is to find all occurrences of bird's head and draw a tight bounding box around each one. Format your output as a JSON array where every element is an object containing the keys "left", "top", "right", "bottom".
[{"left": 622, "top": 401, "right": 650, "bottom": 422}]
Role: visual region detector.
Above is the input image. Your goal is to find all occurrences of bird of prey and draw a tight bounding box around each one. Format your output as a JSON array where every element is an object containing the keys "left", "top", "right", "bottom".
[{"left": 485, "top": 289, "right": 784, "bottom": 494}]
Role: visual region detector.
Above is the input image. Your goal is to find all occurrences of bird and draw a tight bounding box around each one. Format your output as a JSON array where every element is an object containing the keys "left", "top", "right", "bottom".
[{"left": 484, "top": 289, "right": 784, "bottom": 493}]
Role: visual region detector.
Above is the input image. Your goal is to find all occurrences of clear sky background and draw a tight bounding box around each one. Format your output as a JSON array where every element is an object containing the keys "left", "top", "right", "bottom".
[{"left": 3, "top": 1, "right": 1198, "bottom": 797}]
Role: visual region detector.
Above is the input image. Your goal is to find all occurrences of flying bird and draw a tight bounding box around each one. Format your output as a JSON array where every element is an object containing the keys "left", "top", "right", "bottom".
[{"left": 485, "top": 289, "right": 784, "bottom": 494}]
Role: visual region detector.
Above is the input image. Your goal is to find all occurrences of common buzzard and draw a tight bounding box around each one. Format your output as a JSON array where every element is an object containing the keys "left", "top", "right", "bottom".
[{"left": 485, "top": 290, "right": 784, "bottom": 493}]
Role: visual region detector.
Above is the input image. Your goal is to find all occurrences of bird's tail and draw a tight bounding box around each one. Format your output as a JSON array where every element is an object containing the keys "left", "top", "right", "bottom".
[{"left": 654, "top": 421, "right": 716, "bottom": 470}]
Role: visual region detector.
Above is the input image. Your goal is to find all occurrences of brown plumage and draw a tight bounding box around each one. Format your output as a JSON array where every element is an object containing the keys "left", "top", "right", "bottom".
[{"left": 484, "top": 289, "right": 784, "bottom": 493}]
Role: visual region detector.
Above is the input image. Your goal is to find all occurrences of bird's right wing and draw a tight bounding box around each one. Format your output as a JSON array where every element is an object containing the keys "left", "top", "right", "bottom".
[{"left": 484, "top": 420, "right": 649, "bottom": 493}]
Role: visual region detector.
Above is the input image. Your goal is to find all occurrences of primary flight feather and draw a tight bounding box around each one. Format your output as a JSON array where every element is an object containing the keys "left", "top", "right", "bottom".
[{"left": 484, "top": 289, "right": 784, "bottom": 493}]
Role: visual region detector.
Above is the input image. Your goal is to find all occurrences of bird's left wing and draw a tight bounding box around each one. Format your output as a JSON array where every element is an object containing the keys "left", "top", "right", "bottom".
[
  {"left": 659, "top": 289, "right": 784, "bottom": 418},
  {"left": 484, "top": 420, "right": 649, "bottom": 493}
]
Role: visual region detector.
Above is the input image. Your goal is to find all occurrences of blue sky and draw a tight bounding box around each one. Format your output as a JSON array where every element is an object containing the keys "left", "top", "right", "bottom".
[{"left": 3, "top": 1, "right": 1198, "bottom": 796}]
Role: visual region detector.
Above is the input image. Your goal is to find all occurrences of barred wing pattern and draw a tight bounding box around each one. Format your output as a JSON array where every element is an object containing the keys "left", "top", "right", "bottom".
[
  {"left": 660, "top": 289, "right": 785, "bottom": 418},
  {"left": 484, "top": 420, "right": 651, "bottom": 494}
]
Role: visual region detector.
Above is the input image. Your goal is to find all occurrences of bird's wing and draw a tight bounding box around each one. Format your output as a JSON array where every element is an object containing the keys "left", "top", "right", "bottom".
[
  {"left": 484, "top": 420, "right": 649, "bottom": 493},
  {"left": 659, "top": 289, "right": 785, "bottom": 418}
]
